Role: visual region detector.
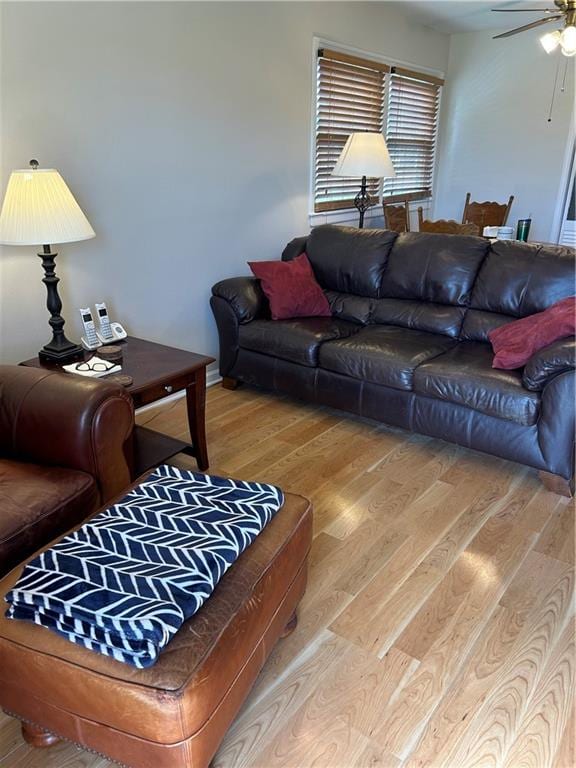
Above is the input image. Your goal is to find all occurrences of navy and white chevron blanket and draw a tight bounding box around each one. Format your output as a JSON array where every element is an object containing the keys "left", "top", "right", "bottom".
[{"left": 4, "top": 465, "right": 284, "bottom": 668}]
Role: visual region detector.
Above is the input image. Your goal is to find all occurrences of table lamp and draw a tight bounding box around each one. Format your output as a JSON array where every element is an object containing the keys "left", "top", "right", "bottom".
[
  {"left": 332, "top": 132, "right": 396, "bottom": 228},
  {"left": 0, "top": 160, "right": 95, "bottom": 363}
]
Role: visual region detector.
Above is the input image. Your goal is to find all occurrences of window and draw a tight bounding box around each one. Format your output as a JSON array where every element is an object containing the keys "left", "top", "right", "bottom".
[
  {"left": 383, "top": 67, "right": 443, "bottom": 203},
  {"left": 314, "top": 49, "right": 388, "bottom": 213},
  {"left": 313, "top": 48, "right": 443, "bottom": 214}
]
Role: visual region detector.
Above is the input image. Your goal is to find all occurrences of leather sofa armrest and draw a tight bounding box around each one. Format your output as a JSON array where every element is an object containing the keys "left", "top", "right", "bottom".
[
  {"left": 211, "top": 277, "right": 267, "bottom": 324},
  {"left": 281, "top": 236, "right": 308, "bottom": 262},
  {"left": 523, "top": 338, "right": 575, "bottom": 391},
  {"left": 538, "top": 369, "right": 575, "bottom": 486},
  {"left": 0, "top": 365, "right": 134, "bottom": 503}
]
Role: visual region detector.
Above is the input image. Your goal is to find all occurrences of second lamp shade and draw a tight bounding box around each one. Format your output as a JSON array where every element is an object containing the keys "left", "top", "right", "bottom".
[{"left": 332, "top": 132, "right": 396, "bottom": 179}]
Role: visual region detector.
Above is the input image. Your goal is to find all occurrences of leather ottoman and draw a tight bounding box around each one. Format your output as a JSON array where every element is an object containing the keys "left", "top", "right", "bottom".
[{"left": 0, "top": 487, "right": 312, "bottom": 768}]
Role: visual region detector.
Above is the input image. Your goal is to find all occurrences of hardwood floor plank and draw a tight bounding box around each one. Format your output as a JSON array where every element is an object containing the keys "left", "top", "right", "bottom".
[
  {"left": 499, "top": 551, "right": 571, "bottom": 614},
  {"left": 329, "top": 480, "right": 484, "bottom": 654},
  {"left": 214, "top": 631, "right": 349, "bottom": 768},
  {"left": 261, "top": 588, "right": 355, "bottom": 680},
  {"left": 534, "top": 501, "right": 575, "bottom": 565},
  {"left": 394, "top": 553, "right": 482, "bottom": 662},
  {"left": 306, "top": 517, "right": 408, "bottom": 604},
  {"left": 248, "top": 642, "right": 417, "bottom": 768},
  {"left": 421, "top": 484, "right": 505, "bottom": 572},
  {"left": 521, "top": 489, "right": 569, "bottom": 534},
  {"left": 446, "top": 566, "right": 574, "bottom": 767},
  {"left": 3, "top": 740, "right": 114, "bottom": 767},
  {"left": 502, "top": 617, "right": 575, "bottom": 768},
  {"left": 552, "top": 690, "right": 575, "bottom": 768},
  {"left": 404, "top": 558, "right": 573, "bottom": 768},
  {"left": 440, "top": 451, "right": 518, "bottom": 493},
  {"left": 403, "top": 605, "right": 527, "bottom": 768},
  {"left": 0, "top": 717, "right": 25, "bottom": 763},
  {"left": 372, "top": 518, "right": 536, "bottom": 759},
  {"left": 332, "top": 526, "right": 410, "bottom": 597}
]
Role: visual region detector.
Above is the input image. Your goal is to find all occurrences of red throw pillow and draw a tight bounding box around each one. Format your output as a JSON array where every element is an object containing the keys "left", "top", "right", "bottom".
[
  {"left": 248, "top": 252, "right": 331, "bottom": 320},
  {"left": 490, "top": 296, "right": 576, "bottom": 369}
]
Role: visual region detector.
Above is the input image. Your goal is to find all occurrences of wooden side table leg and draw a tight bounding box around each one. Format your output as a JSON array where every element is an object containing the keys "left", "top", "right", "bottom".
[
  {"left": 22, "top": 722, "right": 61, "bottom": 748},
  {"left": 186, "top": 368, "right": 209, "bottom": 471}
]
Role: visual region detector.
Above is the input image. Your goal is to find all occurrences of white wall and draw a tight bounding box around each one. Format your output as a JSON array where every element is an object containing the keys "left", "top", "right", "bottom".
[
  {"left": 0, "top": 1, "right": 449, "bottom": 365},
  {"left": 434, "top": 28, "right": 574, "bottom": 242}
]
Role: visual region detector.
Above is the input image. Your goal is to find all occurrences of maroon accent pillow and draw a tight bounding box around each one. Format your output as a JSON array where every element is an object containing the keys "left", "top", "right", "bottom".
[
  {"left": 248, "top": 252, "right": 331, "bottom": 320},
  {"left": 489, "top": 296, "right": 576, "bottom": 370}
]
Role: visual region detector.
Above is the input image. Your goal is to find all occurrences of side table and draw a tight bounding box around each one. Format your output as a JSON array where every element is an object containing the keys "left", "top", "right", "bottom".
[{"left": 21, "top": 336, "right": 215, "bottom": 477}]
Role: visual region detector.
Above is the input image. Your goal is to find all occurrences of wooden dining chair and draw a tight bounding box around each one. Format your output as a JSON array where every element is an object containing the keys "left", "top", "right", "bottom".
[
  {"left": 418, "top": 207, "right": 480, "bottom": 235},
  {"left": 383, "top": 202, "right": 410, "bottom": 233},
  {"left": 461, "top": 193, "right": 514, "bottom": 229}
]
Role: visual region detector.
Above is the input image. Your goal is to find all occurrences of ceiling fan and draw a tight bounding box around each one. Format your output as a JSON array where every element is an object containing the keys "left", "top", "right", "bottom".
[{"left": 491, "top": 0, "right": 576, "bottom": 55}]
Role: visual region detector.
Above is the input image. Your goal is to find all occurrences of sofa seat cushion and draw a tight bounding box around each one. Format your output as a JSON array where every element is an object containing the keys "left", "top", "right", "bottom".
[
  {"left": 239, "top": 317, "right": 361, "bottom": 367},
  {"left": 0, "top": 460, "right": 99, "bottom": 576},
  {"left": 414, "top": 341, "right": 540, "bottom": 426},
  {"left": 319, "top": 325, "right": 457, "bottom": 390}
]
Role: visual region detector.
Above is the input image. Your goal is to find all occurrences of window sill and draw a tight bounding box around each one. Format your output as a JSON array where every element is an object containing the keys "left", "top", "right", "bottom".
[
  {"left": 308, "top": 198, "right": 433, "bottom": 229},
  {"left": 308, "top": 207, "right": 382, "bottom": 228}
]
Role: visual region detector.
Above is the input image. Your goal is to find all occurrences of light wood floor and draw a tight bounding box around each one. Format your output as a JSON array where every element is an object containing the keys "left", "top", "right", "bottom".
[{"left": 1, "top": 384, "right": 574, "bottom": 768}]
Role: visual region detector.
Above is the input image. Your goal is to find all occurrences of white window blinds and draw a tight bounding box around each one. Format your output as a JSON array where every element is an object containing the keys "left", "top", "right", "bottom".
[
  {"left": 314, "top": 49, "right": 388, "bottom": 213},
  {"left": 383, "top": 67, "right": 443, "bottom": 204},
  {"left": 313, "top": 51, "right": 444, "bottom": 213}
]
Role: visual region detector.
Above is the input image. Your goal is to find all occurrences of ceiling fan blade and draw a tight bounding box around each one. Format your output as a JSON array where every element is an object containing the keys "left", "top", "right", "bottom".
[
  {"left": 493, "top": 15, "right": 562, "bottom": 38},
  {"left": 491, "top": 8, "right": 561, "bottom": 11}
]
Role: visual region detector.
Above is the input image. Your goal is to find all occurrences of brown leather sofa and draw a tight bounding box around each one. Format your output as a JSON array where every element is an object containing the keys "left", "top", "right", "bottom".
[
  {"left": 0, "top": 365, "right": 134, "bottom": 575},
  {"left": 211, "top": 225, "right": 576, "bottom": 493}
]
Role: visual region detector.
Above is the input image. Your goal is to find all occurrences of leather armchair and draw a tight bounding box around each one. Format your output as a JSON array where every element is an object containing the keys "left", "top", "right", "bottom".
[{"left": 0, "top": 365, "right": 134, "bottom": 575}]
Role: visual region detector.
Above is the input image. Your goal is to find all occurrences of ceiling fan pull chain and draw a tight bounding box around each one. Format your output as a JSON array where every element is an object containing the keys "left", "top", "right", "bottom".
[
  {"left": 560, "top": 58, "right": 569, "bottom": 92},
  {"left": 547, "top": 55, "right": 562, "bottom": 122}
]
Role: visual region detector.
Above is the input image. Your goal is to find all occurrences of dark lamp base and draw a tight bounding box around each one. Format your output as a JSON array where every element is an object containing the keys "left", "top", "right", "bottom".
[
  {"left": 37, "top": 244, "right": 84, "bottom": 366},
  {"left": 39, "top": 340, "right": 84, "bottom": 365}
]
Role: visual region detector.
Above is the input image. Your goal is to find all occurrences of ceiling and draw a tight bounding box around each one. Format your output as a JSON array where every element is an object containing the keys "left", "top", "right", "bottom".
[{"left": 387, "top": 1, "right": 560, "bottom": 34}]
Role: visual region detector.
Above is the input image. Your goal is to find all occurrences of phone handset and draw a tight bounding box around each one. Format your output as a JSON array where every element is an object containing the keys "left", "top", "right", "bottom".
[
  {"left": 79, "top": 308, "right": 102, "bottom": 350},
  {"left": 95, "top": 302, "right": 114, "bottom": 342},
  {"left": 95, "top": 302, "right": 128, "bottom": 343}
]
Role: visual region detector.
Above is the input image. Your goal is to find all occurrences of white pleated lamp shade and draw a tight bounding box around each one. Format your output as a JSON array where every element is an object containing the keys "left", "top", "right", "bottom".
[
  {"left": 332, "top": 132, "right": 396, "bottom": 179},
  {"left": 0, "top": 168, "right": 95, "bottom": 246}
]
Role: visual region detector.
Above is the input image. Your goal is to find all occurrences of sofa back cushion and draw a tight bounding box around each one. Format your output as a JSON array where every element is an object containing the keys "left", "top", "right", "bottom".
[
  {"left": 380, "top": 232, "right": 489, "bottom": 304},
  {"left": 304, "top": 225, "right": 398, "bottom": 297},
  {"left": 325, "top": 291, "right": 372, "bottom": 325},
  {"left": 372, "top": 298, "right": 465, "bottom": 338},
  {"left": 461, "top": 241, "right": 575, "bottom": 341}
]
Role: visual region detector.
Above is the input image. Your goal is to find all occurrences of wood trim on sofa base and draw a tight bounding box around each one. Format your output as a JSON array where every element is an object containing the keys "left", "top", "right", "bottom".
[{"left": 539, "top": 471, "right": 573, "bottom": 497}]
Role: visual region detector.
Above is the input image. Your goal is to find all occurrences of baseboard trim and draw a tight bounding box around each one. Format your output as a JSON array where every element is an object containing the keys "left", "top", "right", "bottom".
[
  {"left": 135, "top": 370, "right": 222, "bottom": 415},
  {"left": 207, "top": 369, "right": 222, "bottom": 388}
]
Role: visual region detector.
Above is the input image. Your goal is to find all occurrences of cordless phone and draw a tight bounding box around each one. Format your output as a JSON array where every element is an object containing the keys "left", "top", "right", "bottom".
[
  {"left": 95, "top": 302, "right": 115, "bottom": 343},
  {"left": 79, "top": 308, "right": 101, "bottom": 350}
]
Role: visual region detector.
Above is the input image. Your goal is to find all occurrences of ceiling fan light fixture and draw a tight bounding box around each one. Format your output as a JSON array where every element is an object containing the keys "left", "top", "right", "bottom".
[
  {"left": 540, "top": 29, "right": 562, "bottom": 53},
  {"left": 560, "top": 25, "right": 576, "bottom": 55}
]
